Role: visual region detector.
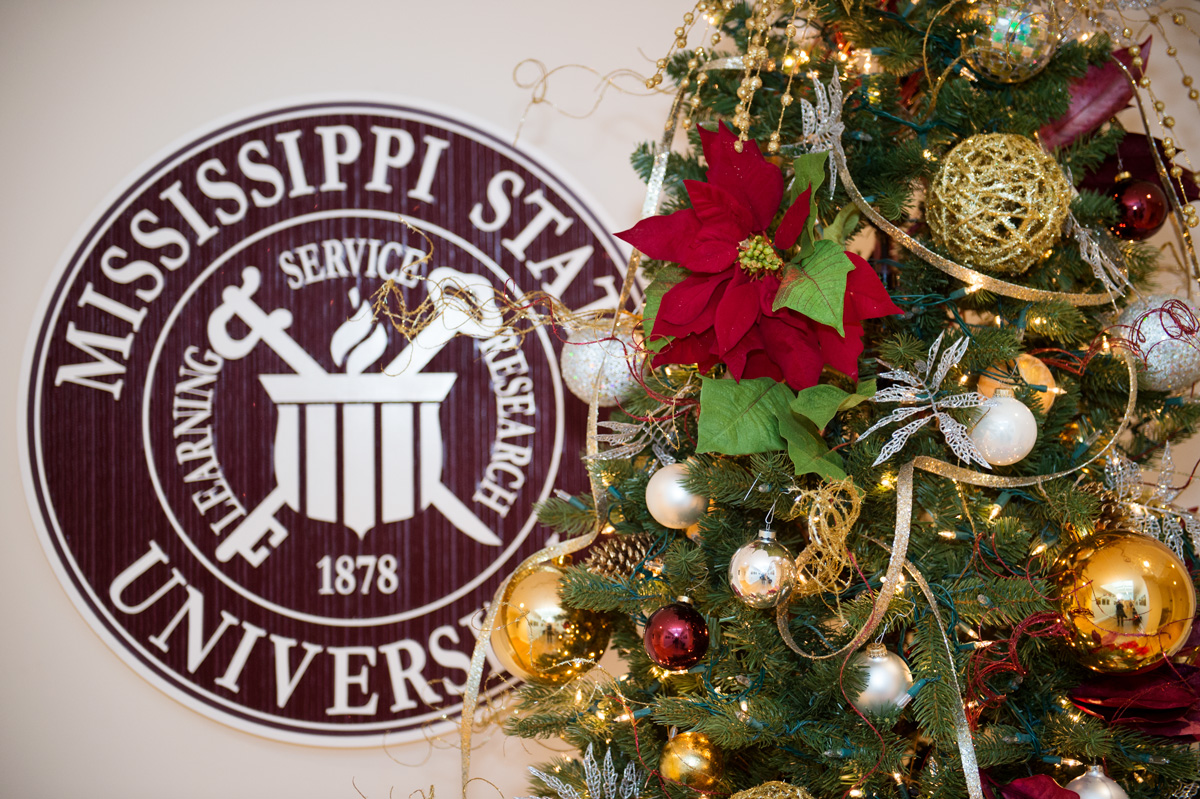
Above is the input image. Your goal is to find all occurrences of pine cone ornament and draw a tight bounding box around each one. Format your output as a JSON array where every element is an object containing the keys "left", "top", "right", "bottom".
[
  {"left": 584, "top": 532, "right": 658, "bottom": 578},
  {"left": 1079, "top": 482, "right": 1136, "bottom": 537}
]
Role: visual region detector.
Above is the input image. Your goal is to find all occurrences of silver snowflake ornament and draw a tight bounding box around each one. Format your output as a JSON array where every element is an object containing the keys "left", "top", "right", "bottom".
[
  {"left": 798, "top": 68, "right": 845, "bottom": 197},
  {"left": 860, "top": 333, "right": 993, "bottom": 468},
  {"left": 522, "top": 745, "right": 643, "bottom": 799}
]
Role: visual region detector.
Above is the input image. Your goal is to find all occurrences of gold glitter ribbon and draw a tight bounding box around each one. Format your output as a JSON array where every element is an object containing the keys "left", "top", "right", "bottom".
[{"left": 832, "top": 149, "right": 1120, "bottom": 307}]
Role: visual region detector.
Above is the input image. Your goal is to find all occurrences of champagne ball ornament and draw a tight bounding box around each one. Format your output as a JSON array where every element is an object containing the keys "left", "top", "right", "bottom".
[
  {"left": 1110, "top": 177, "right": 1169, "bottom": 241},
  {"left": 643, "top": 598, "right": 709, "bottom": 671},
  {"left": 660, "top": 731, "right": 724, "bottom": 791},
  {"left": 728, "top": 528, "right": 796, "bottom": 608},
  {"left": 925, "top": 134, "right": 1072, "bottom": 275},
  {"left": 559, "top": 318, "right": 644, "bottom": 407},
  {"left": 1053, "top": 532, "right": 1196, "bottom": 673},
  {"left": 490, "top": 564, "right": 611, "bottom": 685},
  {"left": 1065, "top": 765, "right": 1129, "bottom": 799},
  {"left": 969, "top": 388, "right": 1038, "bottom": 466},
  {"left": 850, "top": 643, "right": 915, "bottom": 714},
  {"left": 1115, "top": 294, "right": 1200, "bottom": 393},
  {"left": 977, "top": 353, "right": 1058, "bottom": 413},
  {"left": 645, "top": 462, "right": 708, "bottom": 529},
  {"left": 966, "top": 0, "right": 1062, "bottom": 83}
]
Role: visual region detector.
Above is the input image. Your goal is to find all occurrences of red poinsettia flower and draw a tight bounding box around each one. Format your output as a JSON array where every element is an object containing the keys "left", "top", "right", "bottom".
[{"left": 617, "top": 123, "right": 900, "bottom": 390}]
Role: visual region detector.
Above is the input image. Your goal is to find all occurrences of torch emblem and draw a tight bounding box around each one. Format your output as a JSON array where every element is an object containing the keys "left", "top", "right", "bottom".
[{"left": 206, "top": 265, "right": 505, "bottom": 567}]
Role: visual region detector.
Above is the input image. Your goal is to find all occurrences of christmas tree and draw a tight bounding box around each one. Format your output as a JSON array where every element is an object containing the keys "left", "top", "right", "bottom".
[{"left": 465, "top": 2, "right": 1200, "bottom": 798}]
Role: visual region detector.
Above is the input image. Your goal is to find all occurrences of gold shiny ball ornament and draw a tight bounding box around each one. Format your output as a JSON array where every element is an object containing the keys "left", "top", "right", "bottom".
[
  {"left": 490, "top": 564, "right": 611, "bottom": 685},
  {"left": 660, "top": 731, "right": 724, "bottom": 791},
  {"left": 977, "top": 353, "right": 1058, "bottom": 412},
  {"left": 926, "top": 133, "right": 1071, "bottom": 276},
  {"left": 1053, "top": 532, "right": 1196, "bottom": 673},
  {"left": 966, "top": 0, "right": 1062, "bottom": 83}
]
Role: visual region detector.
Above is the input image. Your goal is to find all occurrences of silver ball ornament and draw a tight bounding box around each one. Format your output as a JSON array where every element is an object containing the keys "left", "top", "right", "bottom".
[
  {"left": 645, "top": 462, "right": 707, "bottom": 530},
  {"left": 728, "top": 529, "right": 795, "bottom": 608},
  {"left": 969, "top": 388, "right": 1038, "bottom": 466},
  {"left": 1065, "top": 765, "right": 1129, "bottom": 799},
  {"left": 850, "top": 643, "right": 914, "bottom": 714},
  {"left": 1116, "top": 294, "right": 1200, "bottom": 393},
  {"left": 559, "top": 323, "right": 644, "bottom": 407}
]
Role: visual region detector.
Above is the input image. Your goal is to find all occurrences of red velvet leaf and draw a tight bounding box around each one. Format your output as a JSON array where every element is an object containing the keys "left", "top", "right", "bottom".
[
  {"left": 1040, "top": 39, "right": 1150, "bottom": 150},
  {"left": 998, "top": 775, "right": 1076, "bottom": 799}
]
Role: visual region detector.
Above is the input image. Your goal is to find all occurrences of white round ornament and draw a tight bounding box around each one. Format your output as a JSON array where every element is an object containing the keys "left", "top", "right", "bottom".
[
  {"left": 1116, "top": 293, "right": 1200, "bottom": 393},
  {"left": 559, "top": 319, "right": 644, "bottom": 406},
  {"left": 646, "top": 462, "right": 707, "bottom": 530},
  {"left": 1065, "top": 765, "right": 1129, "bottom": 799},
  {"left": 850, "top": 643, "right": 914, "bottom": 714},
  {"left": 969, "top": 388, "right": 1037, "bottom": 466},
  {"left": 728, "top": 529, "right": 795, "bottom": 609}
]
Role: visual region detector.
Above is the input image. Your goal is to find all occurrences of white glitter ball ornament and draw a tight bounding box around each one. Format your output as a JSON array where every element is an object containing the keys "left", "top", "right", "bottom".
[
  {"left": 1116, "top": 294, "right": 1200, "bottom": 393},
  {"left": 645, "top": 462, "right": 708, "bottom": 530},
  {"left": 850, "top": 643, "right": 914, "bottom": 714},
  {"left": 969, "top": 388, "right": 1037, "bottom": 466},
  {"left": 1065, "top": 765, "right": 1129, "bottom": 799},
  {"left": 559, "top": 319, "right": 644, "bottom": 407},
  {"left": 728, "top": 528, "right": 796, "bottom": 609}
]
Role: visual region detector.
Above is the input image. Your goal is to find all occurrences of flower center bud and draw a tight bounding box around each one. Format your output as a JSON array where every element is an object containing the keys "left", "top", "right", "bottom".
[{"left": 738, "top": 234, "right": 783, "bottom": 273}]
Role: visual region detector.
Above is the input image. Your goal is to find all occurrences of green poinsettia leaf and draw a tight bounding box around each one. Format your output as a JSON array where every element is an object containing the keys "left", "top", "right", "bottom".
[
  {"left": 791, "top": 152, "right": 828, "bottom": 250},
  {"left": 641, "top": 266, "right": 686, "bottom": 353},
  {"left": 791, "top": 152, "right": 828, "bottom": 201},
  {"left": 822, "top": 203, "right": 861, "bottom": 245},
  {"left": 790, "top": 384, "right": 852, "bottom": 432},
  {"left": 778, "top": 410, "right": 846, "bottom": 480},
  {"left": 697, "top": 376, "right": 792, "bottom": 455},
  {"left": 772, "top": 239, "right": 854, "bottom": 334},
  {"left": 789, "top": 379, "right": 878, "bottom": 432},
  {"left": 839, "top": 379, "right": 877, "bottom": 411}
]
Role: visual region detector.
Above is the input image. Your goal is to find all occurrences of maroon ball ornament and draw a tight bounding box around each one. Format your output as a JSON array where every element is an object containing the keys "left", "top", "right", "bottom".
[
  {"left": 644, "top": 600, "right": 709, "bottom": 670},
  {"left": 1110, "top": 177, "right": 1169, "bottom": 240}
]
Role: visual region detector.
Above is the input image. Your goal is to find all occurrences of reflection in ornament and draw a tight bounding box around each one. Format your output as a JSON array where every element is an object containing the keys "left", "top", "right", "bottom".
[
  {"left": 491, "top": 564, "right": 611, "bottom": 685},
  {"left": 966, "top": 0, "right": 1062, "bottom": 83},
  {"left": 1053, "top": 532, "right": 1196, "bottom": 673},
  {"left": 728, "top": 528, "right": 796, "bottom": 608},
  {"left": 659, "top": 730, "right": 724, "bottom": 790}
]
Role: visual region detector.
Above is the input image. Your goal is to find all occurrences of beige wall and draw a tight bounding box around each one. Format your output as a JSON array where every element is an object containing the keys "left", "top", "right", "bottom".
[{"left": 1, "top": 3, "right": 1197, "bottom": 798}]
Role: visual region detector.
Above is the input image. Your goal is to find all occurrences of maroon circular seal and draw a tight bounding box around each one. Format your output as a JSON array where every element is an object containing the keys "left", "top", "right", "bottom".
[{"left": 20, "top": 101, "right": 625, "bottom": 745}]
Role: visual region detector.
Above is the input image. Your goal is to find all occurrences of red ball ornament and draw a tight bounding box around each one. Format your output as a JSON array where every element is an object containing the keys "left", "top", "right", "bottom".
[
  {"left": 643, "top": 600, "right": 709, "bottom": 670},
  {"left": 1110, "top": 177, "right": 1169, "bottom": 240}
]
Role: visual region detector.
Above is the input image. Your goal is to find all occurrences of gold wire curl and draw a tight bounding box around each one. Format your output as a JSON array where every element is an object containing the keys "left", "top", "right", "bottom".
[{"left": 788, "top": 478, "right": 861, "bottom": 599}]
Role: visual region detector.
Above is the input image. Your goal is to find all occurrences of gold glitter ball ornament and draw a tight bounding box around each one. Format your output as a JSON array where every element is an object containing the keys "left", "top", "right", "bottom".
[
  {"left": 1052, "top": 532, "right": 1196, "bottom": 673},
  {"left": 926, "top": 133, "right": 1071, "bottom": 276},
  {"left": 490, "top": 564, "right": 611, "bottom": 685},
  {"left": 660, "top": 731, "right": 724, "bottom": 790},
  {"left": 966, "top": 0, "right": 1062, "bottom": 83},
  {"left": 731, "top": 782, "right": 816, "bottom": 799}
]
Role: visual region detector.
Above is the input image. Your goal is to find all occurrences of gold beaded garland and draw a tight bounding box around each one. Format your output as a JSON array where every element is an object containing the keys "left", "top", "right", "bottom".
[{"left": 925, "top": 133, "right": 1072, "bottom": 275}]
